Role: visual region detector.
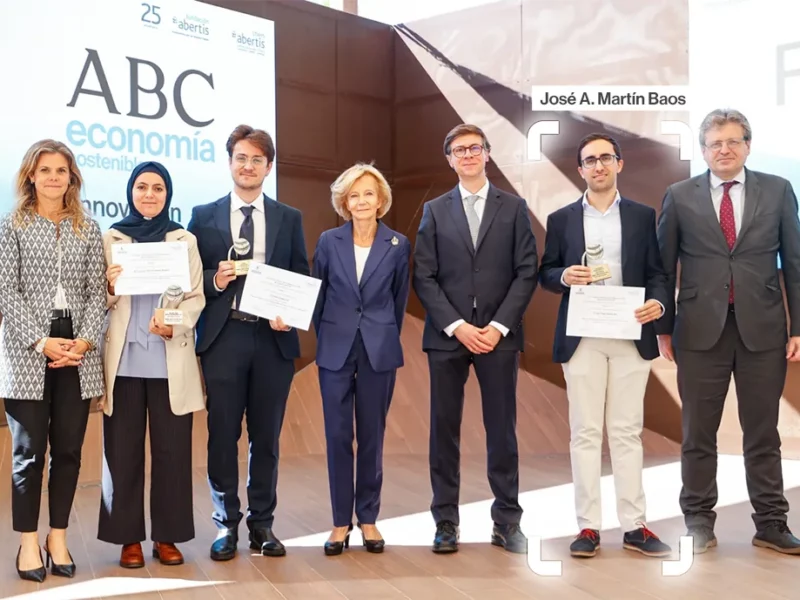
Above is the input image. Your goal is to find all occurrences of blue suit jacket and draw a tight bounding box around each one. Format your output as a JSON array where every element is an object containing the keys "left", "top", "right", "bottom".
[
  {"left": 538, "top": 196, "right": 669, "bottom": 363},
  {"left": 187, "top": 193, "right": 310, "bottom": 358},
  {"left": 312, "top": 221, "right": 411, "bottom": 373}
]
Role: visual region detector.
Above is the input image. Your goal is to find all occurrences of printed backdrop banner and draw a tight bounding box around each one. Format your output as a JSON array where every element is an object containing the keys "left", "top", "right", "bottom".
[{"left": 0, "top": 0, "right": 276, "bottom": 229}]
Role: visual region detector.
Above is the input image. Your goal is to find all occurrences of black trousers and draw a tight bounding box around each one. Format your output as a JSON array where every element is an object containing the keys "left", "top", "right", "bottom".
[
  {"left": 676, "top": 308, "right": 789, "bottom": 531},
  {"left": 427, "top": 341, "right": 522, "bottom": 527},
  {"left": 201, "top": 319, "right": 295, "bottom": 531},
  {"left": 318, "top": 331, "right": 395, "bottom": 527},
  {"left": 98, "top": 376, "right": 194, "bottom": 545},
  {"left": 4, "top": 316, "right": 90, "bottom": 533}
]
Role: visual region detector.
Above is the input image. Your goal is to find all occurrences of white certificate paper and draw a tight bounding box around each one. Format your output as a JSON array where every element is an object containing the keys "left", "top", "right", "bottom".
[
  {"left": 566, "top": 285, "right": 645, "bottom": 340},
  {"left": 111, "top": 241, "right": 192, "bottom": 296},
  {"left": 238, "top": 263, "right": 322, "bottom": 331}
]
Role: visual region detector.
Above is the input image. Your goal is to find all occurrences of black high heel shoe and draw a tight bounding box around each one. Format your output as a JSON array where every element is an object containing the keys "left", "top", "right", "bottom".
[
  {"left": 357, "top": 523, "right": 385, "bottom": 553},
  {"left": 43, "top": 536, "right": 76, "bottom": 578},
  {"left": 16, "top": 547, "right": 46, "bottom": 583},
  {"left": 324, "top": 524, "right": 353, "bottom": 556}
]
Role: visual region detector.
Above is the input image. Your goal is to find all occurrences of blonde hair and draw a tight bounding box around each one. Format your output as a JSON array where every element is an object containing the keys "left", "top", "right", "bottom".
[
  {"left": 13, "top": 139, "right": 89, "bottom": 235},
  {"left": 330, "top": 163, "right": 392, "bottom": 221}
]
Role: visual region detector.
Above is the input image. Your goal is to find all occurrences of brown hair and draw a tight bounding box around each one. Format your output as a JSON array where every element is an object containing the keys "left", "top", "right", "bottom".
[
  {"left": 330, "top": 163, "right": 392, "bottom": 221},
  {"left": 225, "top": 124, "right": 276, "bottom": 163},
  {"left": 443, "top": 123, "right": 492, "bottom": 156},
  {"left": 13, "top": 139, "right": 89, "bottom": 235},
  {"left": 576, "top": 133, "right": 622, "bottom": 166}
]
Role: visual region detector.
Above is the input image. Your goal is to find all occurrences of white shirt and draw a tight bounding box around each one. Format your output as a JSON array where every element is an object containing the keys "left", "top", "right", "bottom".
[
  {"left": 354, "top": 244, "right": 370, "bottom": 283},
  {"left": 443, "top": 179, "right": 510, "bottom": 338},
  {"left": 214, "top": 190, "right": 267, "bottom": 306},
  {"left": 561, "top": 189, "right": 664, "bottom": 317},
  {"left": 709, "top": 168, "right": 745, "bottom": 235},
  {"left": 581, "top": 190, "right": 623, "bottom": 286},
  {"left": 230, "top": 191, "right": 266, "bottom": 264}
]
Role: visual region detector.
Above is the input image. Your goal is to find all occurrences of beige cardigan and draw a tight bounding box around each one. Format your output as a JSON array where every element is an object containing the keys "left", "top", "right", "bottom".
[{"left": 101, "top": 228, "right": 206, "bottom": 416}]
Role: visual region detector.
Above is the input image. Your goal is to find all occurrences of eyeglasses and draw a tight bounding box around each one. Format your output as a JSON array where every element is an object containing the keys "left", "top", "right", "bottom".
[
  {"left": 451, "top": 144, "right": 485, "bottom": 158},
  {"left": 580, "top": 154, "right": 618, "bottom": 169},
  {"left": 704, "top": 138, "right": 745, "bottom": 151},
  {"left": 233, "top": 154, "right": 267, "bottom": 167}
]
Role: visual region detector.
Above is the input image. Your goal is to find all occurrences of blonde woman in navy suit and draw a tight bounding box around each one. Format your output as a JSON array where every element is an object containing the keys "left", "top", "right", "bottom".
[{"left": 312, "top": 163, "right": 410, "bottom": 555}]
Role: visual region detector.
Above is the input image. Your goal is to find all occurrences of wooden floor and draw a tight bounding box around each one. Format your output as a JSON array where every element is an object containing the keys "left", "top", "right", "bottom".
[{"left": 2, "top": 316, "right": 800, "bottom": 599}]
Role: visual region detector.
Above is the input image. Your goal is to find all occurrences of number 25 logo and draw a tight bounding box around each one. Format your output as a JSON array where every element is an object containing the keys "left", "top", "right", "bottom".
[{"left": 141, "top": 3, "right": 161, "bottom": 24}]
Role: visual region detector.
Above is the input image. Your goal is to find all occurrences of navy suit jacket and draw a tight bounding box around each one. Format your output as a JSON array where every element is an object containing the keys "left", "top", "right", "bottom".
[
  {"left": 539, "top": 196, "right": 669, "bottom": 363},
  {"left": 412, "top": 183, "right": 539, "bottom": 352},
  {"left": 312, "top": 221, "right": 410, "bottom": 373},
  {"left": 187, "top": 193, "right": 310, "bottom": 358}
]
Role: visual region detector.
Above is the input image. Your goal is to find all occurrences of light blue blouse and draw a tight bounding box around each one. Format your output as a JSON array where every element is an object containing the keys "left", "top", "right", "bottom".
[{"left": 116, "top": 291, "right": 168, "bottom": 379}]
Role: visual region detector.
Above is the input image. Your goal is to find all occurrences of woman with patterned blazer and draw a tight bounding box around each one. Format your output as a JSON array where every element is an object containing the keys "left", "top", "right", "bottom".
[{"left": 0, "top": 140, "right": 106, "bottom": 582}]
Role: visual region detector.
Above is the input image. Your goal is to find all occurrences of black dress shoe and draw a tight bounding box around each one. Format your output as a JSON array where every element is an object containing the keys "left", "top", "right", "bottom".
[
  {"left": 491, "top": 523, "right": 528, "bottom": 554},
  {"left": 16, "top": 547, "right": 46, "bottom": 583},
  {"left": 43, "top": 536, "right": 76, "bottom": 578},
  {"left": 210, "top": 528, "right": 238, "bottom": 561},
  {"left": 752, "top": 521, "right": 800, "bottom": 555},
  {"left": 324, "top": 524, "right": 353, "bottom": 556},
  {"left": 358, "top": 523, "right": 385, "bottom": 554},
  {"left": 686, "top": 525, "right": 717, "bottom": 554},
  {"left": 432, "top": 520, "right": 459, "bottom": 553},
  {"left": 250, "top": 527, "right": 286, "bottom": 557}
]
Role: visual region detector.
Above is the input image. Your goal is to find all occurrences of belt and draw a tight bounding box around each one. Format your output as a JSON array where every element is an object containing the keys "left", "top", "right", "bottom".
[
  {"left": 728, "top": 303, "right": 735, "bottom": 313},
  {"left": 50, "top": 308, "right": 71, "bottom": 320},
  {"left": 229, "top": 309, "right": 259, "bottom": 322}
]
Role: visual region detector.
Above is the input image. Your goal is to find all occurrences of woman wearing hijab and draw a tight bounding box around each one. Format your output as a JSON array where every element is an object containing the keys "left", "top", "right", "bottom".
[{"left": 98, "top": 161, "right": 206, "bottom": 569}]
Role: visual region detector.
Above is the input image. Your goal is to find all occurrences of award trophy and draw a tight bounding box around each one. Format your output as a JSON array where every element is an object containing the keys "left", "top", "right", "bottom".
[
  {"left": 155, "top": 284, "right": 185, "bottom": 326},
  {"left": 582, "top": 244, "right": 612, "bottom": 284},
  {"left": 228, "top": 237, "right": 252, "bottom": 276}
]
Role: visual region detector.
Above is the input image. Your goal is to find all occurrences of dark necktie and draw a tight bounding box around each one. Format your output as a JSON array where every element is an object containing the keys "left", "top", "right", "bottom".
[
  {"left": 235, "top": 205, "right": 255, "bottom": 308},
  {"left": 719, "top": 181, "right": 738, "bottom": 304}
]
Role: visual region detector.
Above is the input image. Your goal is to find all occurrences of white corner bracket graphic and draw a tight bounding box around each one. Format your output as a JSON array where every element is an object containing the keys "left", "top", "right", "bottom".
[
  {"left": 526, "top": 120, "right": 560, "bottom": 161},
  {"left": 526, "top": 536, "right": 562, "bottom": 576},
  {"left": 660, "top": 120, "right": 694, "bottom": 161},
  {"left": 661, "top": 535, "right": 694, "bottom": 577}
]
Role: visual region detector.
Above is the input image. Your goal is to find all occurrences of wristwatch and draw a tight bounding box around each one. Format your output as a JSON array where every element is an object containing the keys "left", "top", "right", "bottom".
[{"left": 35, "top": 338, "right": 47, "bottom": 353}]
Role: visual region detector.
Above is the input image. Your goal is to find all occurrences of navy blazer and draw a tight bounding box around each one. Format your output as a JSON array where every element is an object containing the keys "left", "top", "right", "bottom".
[
  {"left": 312, "top": 221, "right": 410, "bottom": 373},
  {"left": 187, "top": 193, "right": 310, "bottom": 358},
  {"left": 539, "top": 196, "right": 669, "bottom": 363},
  {"left": 412, "top": 183, "right": 538, "bottom": 352}
]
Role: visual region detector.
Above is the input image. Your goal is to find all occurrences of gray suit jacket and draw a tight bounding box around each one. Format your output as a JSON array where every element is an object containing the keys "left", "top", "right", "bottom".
[{"left": 655, "top": 168, "right": 800, "bottom": 352}]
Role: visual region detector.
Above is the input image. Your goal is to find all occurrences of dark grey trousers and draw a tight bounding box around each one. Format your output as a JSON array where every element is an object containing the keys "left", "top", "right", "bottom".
[{"left": 676, "top": 307, "right": 789, "bottom": 532}]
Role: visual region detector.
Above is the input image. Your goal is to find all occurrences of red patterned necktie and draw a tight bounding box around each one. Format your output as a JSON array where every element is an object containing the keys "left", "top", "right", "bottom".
[{"left": 719, "top": 181, "right": 738, "bottom": 303}]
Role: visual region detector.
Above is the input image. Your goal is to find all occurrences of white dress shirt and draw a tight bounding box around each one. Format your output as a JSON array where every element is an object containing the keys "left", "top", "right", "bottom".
[
  {"left": 354, "top": 244, "right": 370, "bottom": 283},
  {"left": 215, "top": 191, "right": 266, "bottom": 306},
  {"left": 561, "top": 190, "right": 664, "bottom": 317},
  {"left": 443, "top": 179, "right": 510, "bottom": 338},
  {"left": 709, "top": 168, "right": 745, "bottom": 235}
]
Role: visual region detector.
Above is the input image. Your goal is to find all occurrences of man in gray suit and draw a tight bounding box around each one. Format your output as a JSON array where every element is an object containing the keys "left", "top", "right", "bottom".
[{"left": 656, "top": 108, "right": 800, "bottom": 555}]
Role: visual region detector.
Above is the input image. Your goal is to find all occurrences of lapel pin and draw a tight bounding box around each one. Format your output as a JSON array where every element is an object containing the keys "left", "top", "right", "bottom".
[{"left": 391, "top": 236, "right": 399, "bottom": 246}]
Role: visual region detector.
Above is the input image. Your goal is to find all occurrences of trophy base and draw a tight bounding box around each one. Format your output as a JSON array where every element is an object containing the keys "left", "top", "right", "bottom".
[
  {"left": 233, "top": 260, "right": 252, "bottom": 276},
  {"left": 589, "top": 264, "right": 612, "bottom": 283},
  {"left": 155, "top": 308, "right": 184, "bottom": 326}
]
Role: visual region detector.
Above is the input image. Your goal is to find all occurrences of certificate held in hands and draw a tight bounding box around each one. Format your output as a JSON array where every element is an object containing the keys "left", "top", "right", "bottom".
[
  {"left": 238, "top": 263, "right": 322, "bottom": 331},
  {"left": 566, "top": 285, "right": 645, "bottom": 340},
  {"left": 111, "top": 241, "right": 192, "bottom": 296}
]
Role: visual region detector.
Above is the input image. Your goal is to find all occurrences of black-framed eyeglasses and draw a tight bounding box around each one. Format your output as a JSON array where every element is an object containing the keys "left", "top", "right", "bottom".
[
  {"left": 581, "top": 154, "right": 618, "bottom": 169},
  {"left": 452, "top": 144, "right": 485, "bottom": 158}
]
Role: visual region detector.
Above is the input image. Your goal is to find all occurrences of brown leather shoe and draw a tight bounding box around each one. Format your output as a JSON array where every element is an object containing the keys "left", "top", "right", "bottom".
[
  {"left": 152, "top": 542, "right": 184, "bottom": 565},
  {"left": 120, "top": 543, "right": 145, "bottom": 569}
]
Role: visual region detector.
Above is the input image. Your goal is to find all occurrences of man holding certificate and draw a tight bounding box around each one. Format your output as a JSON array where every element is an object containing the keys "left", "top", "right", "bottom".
[
  {"left": 539, "top": 133, "right": 671, "bottom": 559},
  {"left": 187, "top": 125, "right": 310, "bottom": 561}
]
